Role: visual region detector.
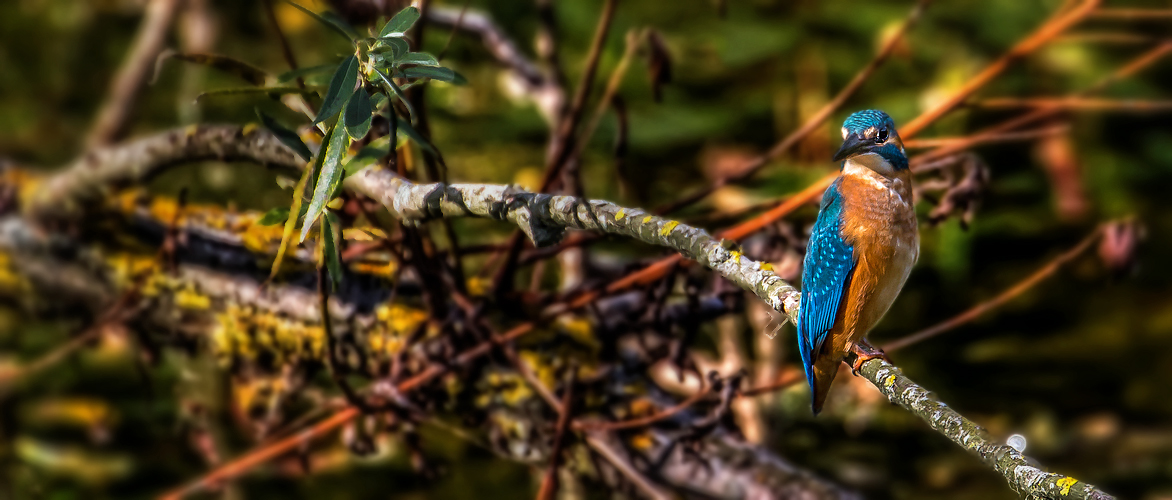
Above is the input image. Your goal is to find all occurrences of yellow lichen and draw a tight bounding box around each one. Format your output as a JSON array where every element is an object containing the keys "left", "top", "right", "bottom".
[
  {"left": 761, "top": 262, "right": 774, "bottom": 271},
  {"left": 350, "top": 260, "right": 398, "bottom": 279},
  {"left": 519, "top": 350, "right": 556, "bottom": 389},
  {"left": 615, "top": 209, "right": 626, "bottom": 220},
  {"left": 0, "top": 252, "right": 30, "bottom": 294},
  {"left": 642, "top": 215, "right": 653, "bottom": 224},
  {"left": 1057, "top": 477, "right": 1077, "bottom": 495},
  {"left": 628, "top": 432, "right": 654, "bottom": 450},
  {"left": 211, "top": 305, "right": 330, "bottom": 365},
  {"left": 729, "top": 250, "right": 743, "bottom": 264},
  {"left": 174, "top": 286, "right": 211, "bottom": 310},
  {"left": 367, "top": 304, "right": 428, "bottom": 358},
  {"left": 885, "top": 374, "right": 897, "bottom": 388},
  {"left": 659, "top": 220, "right": 679, "bottom": 236},
  {"left": 466, "top": 276, "right": 490, "bottom": 297},
  {"left": 342, "top": 227, "right": 388, "bottom": 241},
  {"left": 242, "top": 224, "right": 285, "bottom": 254},
  {"left": 242, "top": 123, "right": 259, "bottom": 136},
  {"left": 557, "top": 316, "right": 599, "bottom": 352}
]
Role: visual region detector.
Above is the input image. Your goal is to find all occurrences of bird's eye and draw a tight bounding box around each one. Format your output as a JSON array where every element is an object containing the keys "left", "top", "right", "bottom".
[{"left": 876, "top": 128, "right": 889, "bottom": 143}]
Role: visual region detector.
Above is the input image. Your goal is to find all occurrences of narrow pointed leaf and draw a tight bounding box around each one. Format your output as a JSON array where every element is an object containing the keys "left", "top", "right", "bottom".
[
  {"left": 281, "top": 0, "right": 354, "bottom": 42},
  {"left": 256, "top": 108, "right": 312, "bottom": 161},
  {"left": 379, "top": 6, "right": 420, "bottom": 37},
  {"left": 269, "top": 151, "right": 321, "bottom": 281},
  {"left": 373, "top": 38, "right": 410, "bottom": 64},
  {"left": 375, "top": 69, "right": 416, "bottom": 122},
  {"left": 343, "top": 135, "right": 393, "bottom": 176},
  {"left": 398, "top": 52, "right": 440, "bottom": 67},
  {"left": 300, "top": 124, "right": 350, "bottom": 242},
  {"left": 196, "top": 86, "right": 315, "bottom": 102},
  {"left": 320, "top": 11, "right": 360, "bottom": 40},
  {"left": 400, "top": 66, "right": 467, "bottom": 85},
  {"left": 277, "top": 63, "right": 336, "bottom": 83},
  {"left": 322, "top": 211, "right": 344, "bottom": 288},
  {"left": 370, "top": 92, "right": 389, "bottom": 111},
  {"left": 258, "top": 207, "right": 291, "bottom": 226},
  {"left": 163, "top": 52, "right": 269, "bottom": 85},
  {"left": 343, "top": 89, "right": 373, "bottom": 140},
  {"left": 393, "top": 113, "right": 435, "bottom": 153},
  {"left": 313, "top": 55, "right": 359, "bottom": 124}
]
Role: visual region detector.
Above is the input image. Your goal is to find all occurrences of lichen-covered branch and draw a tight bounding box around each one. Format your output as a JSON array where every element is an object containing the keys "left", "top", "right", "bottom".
[
  {"left": 0, "top": 216, "right": 850, "bottom": 500},
  {"left": 28, "top": 125, "right": 303, "bottom": 221},
  {"left": 347, "top": 169, "right": 1114, "bottom": 500},
  {"left": 347, "top": 168, "right": 801, "bottom": 317},
  {"left": 15, "top": 126, "right": 1114, "bottom": 499},
  {"left": 856, "top": 358, "right": 1113, "bottom": 500}
]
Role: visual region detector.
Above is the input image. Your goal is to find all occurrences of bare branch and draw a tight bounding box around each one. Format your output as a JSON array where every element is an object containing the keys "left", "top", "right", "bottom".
[
  {"left": 28, "top": 125, "right": 302, "bottom": 222},
  {"left": 86, "top": 0, "right": 183, "bottom": 148}
]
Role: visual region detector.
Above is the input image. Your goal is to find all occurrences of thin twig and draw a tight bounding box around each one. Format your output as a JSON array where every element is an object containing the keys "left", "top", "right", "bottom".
[
  {"left": 899, "top": 0, "right": 1101, "bottom": 138},
  {"left": 971, "top": 97, "right": 1172, "bottom": 111},
  {"left": 655, "top": 0, "right": 932, "bottom": 215},
  {"left": 535, "top": 368, "right": 576, "bottom": 500},
  {"left": 262, "top": 0, "right": 304, "bottom": 88},
  {"left": 576, "top": 387, "right": 710, "bottom": 432},
  {"left": 882, "top": 225, "right": 1104, "bottom": 352},
  {"left": 539, "top": 0, "right": 619, "bottom": 191},
  {"left": 1090, "top": 8, "right": 1172, "bottom": 19},
  {"left": 903, "top": 125, "right": 1069, "bottom": 149},
  {"left": 86, "top": 0, "right": 182, "bottom": 148},
  {"left": 563, "top": 28, "right": 643, "bottom": 174},
  {"left": 435, "top": 0, "right": 471, "bottom": 61},
  {"left": 583, "top": 434, "right": 673, "bottom": 500},
  {"left": 158, "top": 323, "right": 534, "bottom": 499}
]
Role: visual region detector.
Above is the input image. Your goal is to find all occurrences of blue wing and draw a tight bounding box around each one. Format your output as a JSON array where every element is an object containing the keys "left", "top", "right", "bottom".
[{"left": 798, "top": 179, "right": 856, "bottom": 392}]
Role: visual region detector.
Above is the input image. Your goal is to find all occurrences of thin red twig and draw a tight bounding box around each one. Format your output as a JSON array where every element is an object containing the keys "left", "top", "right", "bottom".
[{"left": 882, "top": 225, "right": 1104, "bottom": 352}]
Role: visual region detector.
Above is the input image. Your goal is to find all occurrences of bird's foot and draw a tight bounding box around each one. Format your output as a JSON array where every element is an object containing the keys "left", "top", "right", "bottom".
[{"left": 850, "top": 341, "right": 890, "bottom": 375}]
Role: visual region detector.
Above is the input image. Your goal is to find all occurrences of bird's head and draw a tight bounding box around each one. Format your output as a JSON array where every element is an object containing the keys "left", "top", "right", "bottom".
[{"left": 834, "top": 109, "right": 908, "bottom": 175}]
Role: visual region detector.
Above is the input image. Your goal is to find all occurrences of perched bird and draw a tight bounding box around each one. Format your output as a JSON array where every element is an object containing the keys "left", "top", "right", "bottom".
[{"left": 797, "top": 109, "right": 919, "bottom": 414}]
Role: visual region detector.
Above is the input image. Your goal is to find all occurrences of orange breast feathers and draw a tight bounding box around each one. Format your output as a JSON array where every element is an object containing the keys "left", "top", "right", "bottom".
[{"left": 834, "top": 166, "right": 919, "bottom": 349}]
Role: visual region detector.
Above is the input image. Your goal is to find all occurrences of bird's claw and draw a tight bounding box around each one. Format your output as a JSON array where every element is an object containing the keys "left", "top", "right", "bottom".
[{"left": 850, "top": 341, "right": 890, "bottom": 375}]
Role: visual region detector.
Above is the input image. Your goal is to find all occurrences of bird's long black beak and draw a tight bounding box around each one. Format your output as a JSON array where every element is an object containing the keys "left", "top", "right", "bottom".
[{"left": 833, "top": 134, "right": 872, "bottom": 162}]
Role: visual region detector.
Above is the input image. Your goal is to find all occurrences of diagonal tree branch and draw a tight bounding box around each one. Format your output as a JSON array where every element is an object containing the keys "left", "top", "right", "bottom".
[
  {"left": 344, "top": 167, "right": 1114, "bottom": 500},
  {"left": 16, "top": 126, "right": 1116, "bottom": 499},
  {"left": 86, "top": 0, "right": 183, "bottom": 148}
]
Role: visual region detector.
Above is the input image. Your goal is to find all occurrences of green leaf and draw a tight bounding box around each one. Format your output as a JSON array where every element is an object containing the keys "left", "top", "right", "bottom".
[
  {"left": 258, "top": 207, "right": 290, "bottom": 226},
  {"left": 277, "top": 63, "right": 336, "bottom": 83},
  {"left": 269, "top": 150, "right": 321, "bottom": 281},
  {"left": 300, "top": 124, "right": 350, "bottom": 242},
  {"left": 400, "top": 65, "right": 467, "bottom": 85},
  {"left": 398, "top": 52, "right": 440, "bottom": 67},
  {"left": 256, "top": 108, "right": 312, "bottom": 161},
  {"left": 281, "top": 0, "right": 354, "bottom": 42},
  {"left": 313, "top": 55, "right": 359, "bottom": 124},
  {"left": 343, "top": 134, "right": 393, "bottom": 176},
  {"left": 320, "top": 11, "right": 360, "bottom": 40},
  {"left": 379, "top": 6, "right": 420, "bottom": 37},
  {"left": 163, "top": 52, "right": 269, "bottom": 85},
  {"left": 196, "top": 86, "right": 316, "bottom": 102},
  {"left": 343, "top": 89, "right": 373, "bottom": 140},
  {"left": 321, "top": 211, "right": 344, "bottom": 288},
  {"left": 374, "top": 69, "right": 417, "bottom": 122},
  {"left": 374, "top": 38, "right": 410, "bottom": 62},
  {"left": 393, "top": 113, "right": 435, "bottom": 153},
  {"left": 370, "top": 92, "right": 389, "bottom": 111}
]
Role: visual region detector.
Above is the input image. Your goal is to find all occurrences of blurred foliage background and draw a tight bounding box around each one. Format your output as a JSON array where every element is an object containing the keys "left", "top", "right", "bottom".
[{"left": 2, "top": 0, "right": 1172, "bottom": 498}]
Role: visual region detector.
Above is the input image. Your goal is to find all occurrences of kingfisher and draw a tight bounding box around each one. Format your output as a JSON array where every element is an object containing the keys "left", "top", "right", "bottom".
[{"left": 797, "top": 109, "right": 919, "bottom": 415}]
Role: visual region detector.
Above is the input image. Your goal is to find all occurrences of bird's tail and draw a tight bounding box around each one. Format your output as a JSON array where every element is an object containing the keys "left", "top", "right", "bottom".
[{"left": 810, "top": 355, "right": 842, "bottom": 415}]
